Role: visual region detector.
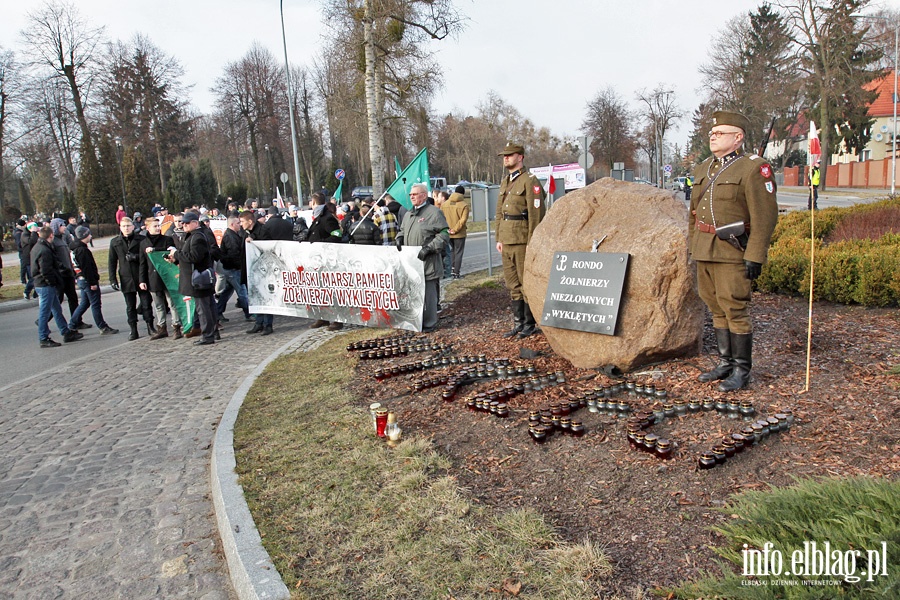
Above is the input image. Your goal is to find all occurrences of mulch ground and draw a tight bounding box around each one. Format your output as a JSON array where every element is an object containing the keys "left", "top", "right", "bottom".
[{"left": 347, "top": 286, "right": 900, "bottom": 597}]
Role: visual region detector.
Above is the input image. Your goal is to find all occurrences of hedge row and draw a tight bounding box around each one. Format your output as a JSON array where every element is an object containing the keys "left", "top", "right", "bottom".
[{"left": 757, "top": 198, "right": 900, "bottom": 307}]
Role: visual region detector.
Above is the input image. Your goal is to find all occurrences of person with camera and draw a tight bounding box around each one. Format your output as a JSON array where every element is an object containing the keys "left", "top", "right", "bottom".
[
  {"left": 168, "top": 212, "right": 217, "bottom": 345},
  {"left": 109, "top": 217, "right": 156, "bottom": 341}
]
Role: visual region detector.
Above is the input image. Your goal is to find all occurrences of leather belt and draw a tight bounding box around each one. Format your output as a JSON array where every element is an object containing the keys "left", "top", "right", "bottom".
[
  {"left": 695, "top": 219, "right": 750, "bottom": 234},
  {"left": 503, "top": 214, "right": 527, "bottom": 221},
  {"left": 695, "top": 219, "right": 716, "bottom": 234}
]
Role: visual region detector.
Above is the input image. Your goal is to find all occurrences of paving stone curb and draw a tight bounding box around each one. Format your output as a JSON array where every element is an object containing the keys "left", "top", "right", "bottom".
[{"left": 211, "top": 327, "right": 347, "bottom": 600}]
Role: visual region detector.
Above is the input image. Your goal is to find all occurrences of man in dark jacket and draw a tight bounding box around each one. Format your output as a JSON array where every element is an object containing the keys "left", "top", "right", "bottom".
[
  {"left": 139, "top": 217, "right": 181, "bottom": 340},
  {"left": 50, "top": 217, "right": 88, "bottom": 329},
  {"left": 348, "top": 202, "right": 382, "bottom": 245},
  {"left": 306, "top": 193, "right": 344, "bottom": 243},
  {"left": 305, "top": 193, "right": 344, "bottom": 330},
  {"left": 31, "top": 226, "right": 83, "bottom": 347},
  {"left": 68, "top": 227, "right": 119, "bottom": 335},
  {"left": 240, "top": 210, "right": 277, "bottom": 335},
  {"left": 110, "top": 217, "right": 156, "bottom": 340},
  {"left": 169, "top": 212, "right": 217, "bottom": 345},
  {"left": 263, "top": 205, "right": 293, "bottom": 240},
  {"left": 217, "top": 216, "right": 250, "bottom": 322}
]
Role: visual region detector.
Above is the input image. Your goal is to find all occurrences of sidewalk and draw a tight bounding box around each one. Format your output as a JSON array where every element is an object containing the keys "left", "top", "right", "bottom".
[{"left": 0, "top": 316, "right": 322, "bottom": 599}]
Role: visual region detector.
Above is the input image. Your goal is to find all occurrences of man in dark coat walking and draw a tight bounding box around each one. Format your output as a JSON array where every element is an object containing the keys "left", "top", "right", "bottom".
[
  {"left": 32, "top": 226, "right": 83, "bottom": 347},
  {"left": 168, "top": 212, "right": 217, "bottom": 345},
  {"left": 110, "top": 217, "right": 156, "bottom": 340},
  {"left": 68, "top": 227, "right": 119, "bottom": 335}
]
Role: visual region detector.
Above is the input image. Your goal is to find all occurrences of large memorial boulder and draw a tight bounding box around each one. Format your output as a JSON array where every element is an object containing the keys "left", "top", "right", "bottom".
[{"left": 522, "top": 178, "right": 703, "bottom": 372}]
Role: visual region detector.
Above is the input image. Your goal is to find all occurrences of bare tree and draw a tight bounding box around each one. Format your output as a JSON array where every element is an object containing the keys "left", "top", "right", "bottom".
[
  {"left": 637, "top": 86, "right": 682, "bottom": 186},
  {"left": 0, "top": 47, "right": 24, "bottom": 209},
  {"left": 582, "top": 86, "right": 637, "bottom": 176},
  {"left": 322, "top": 0, "right": 463, "bottom": 195},
  {"left": 214, "top": 42, "right": 285, "bottom": 200},
  {"left": 20, "top": 0, "right": 104, "bottom": 148},
  {"left": 699, "top": 4, "right": 803, "bottom": 158},
  {"left": 777, "top": 0, "right": 883, "bottom": 189}
]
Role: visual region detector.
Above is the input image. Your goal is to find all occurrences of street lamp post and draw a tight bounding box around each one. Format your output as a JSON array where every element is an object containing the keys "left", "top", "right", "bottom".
[
  {"left": 114, "top": 137, "right": 129, "bottom": 217},
  {"left": 859, "top": 15, "right": 898, "bottom": 195},
  {"left": 280, "top": 0, "right": 304, "bottom": 204}
]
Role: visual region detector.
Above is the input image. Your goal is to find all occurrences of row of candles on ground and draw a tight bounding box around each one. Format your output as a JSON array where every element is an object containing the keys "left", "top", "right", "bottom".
[
  {"left": 527, "top": 406, "right": 588, "bottom": 442},
  {"left": 697, "top": 411, "right": 795, "bottom": 469},
  {"left": 369, "top": 402, "right": 402, "bottom": 446},
  {"left": 432, "top": 370, "right": 568, "bottom": 402},
  {"left": 353, "top": 342, "right": 454, "bottom": 360},
  {"left": 374, "top": 355, "right": 499, "bottom": 382},
  {"left": 347, "top": 333, "right": 421, "bottom": 351}
]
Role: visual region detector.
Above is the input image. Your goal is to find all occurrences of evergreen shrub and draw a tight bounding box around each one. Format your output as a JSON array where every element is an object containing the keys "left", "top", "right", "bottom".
[{"left": 757, "top": 199, "right": 900, "bottom": 307}]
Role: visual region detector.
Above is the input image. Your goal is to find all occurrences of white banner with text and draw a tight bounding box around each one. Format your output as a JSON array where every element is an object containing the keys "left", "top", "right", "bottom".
[{"left": 246, "top": 241, "right": 425, "bottom": 332}]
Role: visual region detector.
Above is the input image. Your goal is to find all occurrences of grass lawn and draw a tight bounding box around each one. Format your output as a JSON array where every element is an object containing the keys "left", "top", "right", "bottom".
[{"left": 233, "top": 329, "right": 617, "bottom": 599}]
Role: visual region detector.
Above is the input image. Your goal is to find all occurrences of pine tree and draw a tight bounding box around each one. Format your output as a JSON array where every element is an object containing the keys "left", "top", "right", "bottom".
[
  {"left": 196, "top": 159, "right": 217, "bottom": 206},
  {"left": 17, "top": 178, "right": 34, "bottom": 215},
  {"left": 77, "top": 140, "right": 113, "bottom": 223},
  {"left": 167, "top": 160, "right": 198, "bottom": 210}
]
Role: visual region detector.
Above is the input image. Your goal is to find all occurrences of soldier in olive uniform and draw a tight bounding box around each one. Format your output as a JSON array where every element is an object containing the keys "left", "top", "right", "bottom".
[
  {"left": 495, "top": 142, "right": 546, "bottom": 338},
  {"left": 689, "top": 111, "right": 779, "bottom": 392}
]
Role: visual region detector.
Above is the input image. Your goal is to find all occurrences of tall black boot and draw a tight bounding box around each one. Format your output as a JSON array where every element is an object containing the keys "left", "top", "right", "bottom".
[
  {"left": 719, "top": 332, "right": 752, "bottom": 392},
  {"left": 146, "top": 321, "right": 157, "bottom": 335},
  {"left": 698, "top": 328, "right": 733, "bottom": 382},
  {"left": 129, "top": 323, "right": 139, "bottom": 341},
  {"left": 502, "top": 300, "right": 525, "bottom": 338},
  {"left": 518, "top": 302, "right": 541, "bottom": 338}
]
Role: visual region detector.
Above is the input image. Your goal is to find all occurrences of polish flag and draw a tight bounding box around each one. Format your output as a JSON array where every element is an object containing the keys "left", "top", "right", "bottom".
[
  {"left": 809, "top": 120, "right": 821, "bottom": 165},
  {"left": 547, "top": 164, "right": 556, "bottom": 195}
]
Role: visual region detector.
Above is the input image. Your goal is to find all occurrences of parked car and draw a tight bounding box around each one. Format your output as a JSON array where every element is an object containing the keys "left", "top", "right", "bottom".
[
  {"left": 350, "top": 186, "right": 374, "bottom": 202},
  {"left": 673, "top": 176, "right": 686, "bottom": 192},
  {"left": 633, "top": 178, "right": 655, "bottom": 186}
]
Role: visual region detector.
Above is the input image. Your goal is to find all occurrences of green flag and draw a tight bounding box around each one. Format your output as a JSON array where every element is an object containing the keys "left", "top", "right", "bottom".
[
  {"left": 147, "top": 251, "right": 195, "bottom": 331},
  {"left": 332, "top": 179, "right": 343, "bottom": 202},
  {"left": 394, "top": 156, "right": 402, "bottom": 178},
  {"left": 384, "top": 148, "right": 430, "bottom": 210}
]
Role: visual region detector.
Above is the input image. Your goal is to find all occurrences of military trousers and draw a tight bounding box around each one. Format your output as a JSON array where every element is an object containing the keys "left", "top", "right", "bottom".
[
  {"left": 696, "top": 261, "right": 752, "bottom": 334},
  {"left": 501, "top": 243, "right": 528, "bottom": 301}
]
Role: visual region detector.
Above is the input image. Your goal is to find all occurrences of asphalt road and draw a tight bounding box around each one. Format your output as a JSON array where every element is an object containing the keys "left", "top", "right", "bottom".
[{"left": 0, "top": 288, "right": 138, "bottom": 389}]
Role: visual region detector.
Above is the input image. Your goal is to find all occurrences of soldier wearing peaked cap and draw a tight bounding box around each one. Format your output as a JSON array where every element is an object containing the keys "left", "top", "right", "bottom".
[
  {"left": 495, "top": 141, "right": 546, "bottom": 339},
  {"left": 689, "top": 110, "right": 779, "bottom": 392}
]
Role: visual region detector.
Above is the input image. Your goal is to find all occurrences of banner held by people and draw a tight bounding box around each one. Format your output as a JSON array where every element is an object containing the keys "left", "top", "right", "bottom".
[
  {"left": 246, "top": 241, "right": 426, "bottom": 332},
  {"left": 147, "top": 251, "right": 195, "bottom": 330}
]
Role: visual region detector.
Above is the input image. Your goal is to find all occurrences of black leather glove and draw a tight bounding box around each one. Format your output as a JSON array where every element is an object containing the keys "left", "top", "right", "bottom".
[
  {"left": 125, "top": 252, "right": 139, "bottom": 262},
  {"left": 417, "top": 247, "right": 429, "bottom": 261},
  {"left": 744, "top": 260, "right": 762, "bottom": 280},
  {"left": 395, "top": 237, "right": 403, "bottom": 252},
  {"left": 111, "top": 281, "right": 120, "bottom": 291}
]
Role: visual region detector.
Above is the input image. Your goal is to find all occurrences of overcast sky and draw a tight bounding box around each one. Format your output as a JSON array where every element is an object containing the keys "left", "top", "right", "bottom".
[{"left": 2, "top": 0, "right": 782, "bottom": 149}]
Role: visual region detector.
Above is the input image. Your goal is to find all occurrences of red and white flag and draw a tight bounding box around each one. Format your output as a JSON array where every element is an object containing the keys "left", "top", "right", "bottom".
[
  {"left": 547, "top": 164, "right": 556, "bottom": 195},
  {"left": 808, "top": 120, "right": 821, "bottom": 165},
  {"left": 274, "top": 186, "right": 285, "bottom": 209}
]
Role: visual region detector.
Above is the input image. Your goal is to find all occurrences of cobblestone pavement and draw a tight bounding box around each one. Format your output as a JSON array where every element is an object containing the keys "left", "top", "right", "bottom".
[{"left": 0, "top": 316, "right": 314, "bottom": 599}]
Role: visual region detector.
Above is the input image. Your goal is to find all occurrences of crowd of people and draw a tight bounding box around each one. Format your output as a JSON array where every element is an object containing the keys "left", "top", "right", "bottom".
[{"left": 13, "top": 187, "right": 470, "bottom": 348}]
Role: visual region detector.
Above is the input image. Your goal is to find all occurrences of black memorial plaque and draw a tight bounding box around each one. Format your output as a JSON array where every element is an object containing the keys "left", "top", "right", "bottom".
[{"left": 540, "top": 252, "right": 629, "bottom": 335}]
